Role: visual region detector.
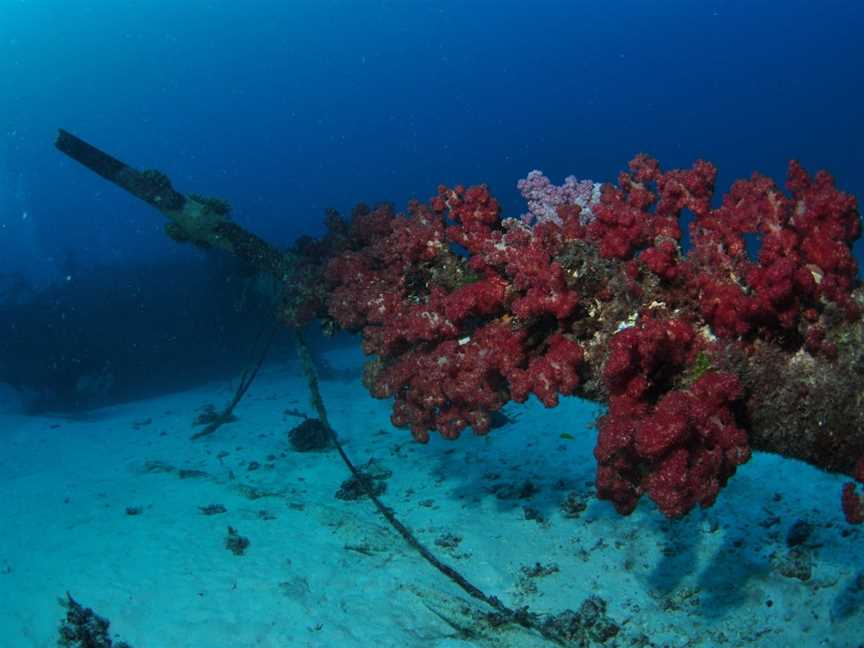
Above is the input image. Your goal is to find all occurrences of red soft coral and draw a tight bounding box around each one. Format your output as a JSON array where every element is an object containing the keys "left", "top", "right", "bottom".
[{"left": 595, "top": 317, "right": 749, "bottom": 518}]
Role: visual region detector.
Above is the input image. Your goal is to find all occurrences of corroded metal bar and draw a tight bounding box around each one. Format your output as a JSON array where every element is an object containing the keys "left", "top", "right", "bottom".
[{"left": 55, "top": 129, "right": 290, "bottom": 280}]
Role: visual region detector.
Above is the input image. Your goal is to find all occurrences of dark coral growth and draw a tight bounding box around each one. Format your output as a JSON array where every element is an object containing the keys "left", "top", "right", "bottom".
[
  {"left": 536, "top": 596, "right": 619, "bottom": 645},
  {"left": 225, "top": 526, "right": 250, "bottom": 555},
  {"left": 288, "top": 417, "right": 332, "bottom": 452},
  {"left": 58, "top": 593, "right": 132, "bottom": 648},
  {"left": 335, "top": 460, "right": 392, "bottom": 500}
]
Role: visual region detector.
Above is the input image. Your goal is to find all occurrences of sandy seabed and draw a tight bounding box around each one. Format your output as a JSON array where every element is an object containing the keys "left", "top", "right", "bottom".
[{"left": 1, "top": 346, "right": 861, "bottom": 648}]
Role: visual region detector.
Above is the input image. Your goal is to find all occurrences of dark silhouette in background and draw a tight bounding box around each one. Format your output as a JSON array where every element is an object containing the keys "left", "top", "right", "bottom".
[{"left": 0, "top": 254, "right": 292, "bottom": 412}]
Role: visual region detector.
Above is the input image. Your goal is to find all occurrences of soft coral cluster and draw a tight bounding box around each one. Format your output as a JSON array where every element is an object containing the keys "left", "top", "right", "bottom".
[
  {"left": 584, "top": 154, "right": 715, "bottom": 261},
  {"left": 585, "top": 156, "right": 860, "bottom": 346},
  {"left": 582, "top": 157, "right": 861, "bottom": 517},
  {"left": 687, "top": 161, "right": 860, "bottom": 340},
  {"left": 325, "top": 187, "right": 586, "bottom": 442},
  {"left": 321, "top": 154, "right": 861, "bottom": 521},
  {"left": 841, "top": 457, "right": 864, "bottom": 525},
  {"left": 594, "top": 317, "right": 750, "bottom": 517}
]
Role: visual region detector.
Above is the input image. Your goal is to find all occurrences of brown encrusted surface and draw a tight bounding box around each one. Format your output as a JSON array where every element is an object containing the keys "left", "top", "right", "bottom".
[{"left": 741, "top": 291, "right": 864, "bottom": 477}]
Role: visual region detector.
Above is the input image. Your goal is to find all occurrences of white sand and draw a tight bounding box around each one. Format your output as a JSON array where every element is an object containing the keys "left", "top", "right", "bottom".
[{"left": 0, "top": 346, "right": 861, "bottom": 647}]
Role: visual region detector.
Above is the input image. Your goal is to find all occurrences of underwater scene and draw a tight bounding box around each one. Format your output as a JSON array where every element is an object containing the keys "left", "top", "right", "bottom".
[{"left": 1, "top": 2, "right": 863, "bottom": 647}]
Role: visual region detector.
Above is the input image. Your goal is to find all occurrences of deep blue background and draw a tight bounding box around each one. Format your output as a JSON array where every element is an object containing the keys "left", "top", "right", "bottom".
[{"left": 2, "top": 0, "right": 863, "bottom": 281}]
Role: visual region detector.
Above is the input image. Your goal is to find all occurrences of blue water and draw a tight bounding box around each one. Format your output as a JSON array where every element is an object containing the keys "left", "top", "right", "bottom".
[
  {"left": 3, "top": 1, "right": 863, "bottom": 271},
  {"left": 1, "top": 2, "right": 863, "bottom": 646}
]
